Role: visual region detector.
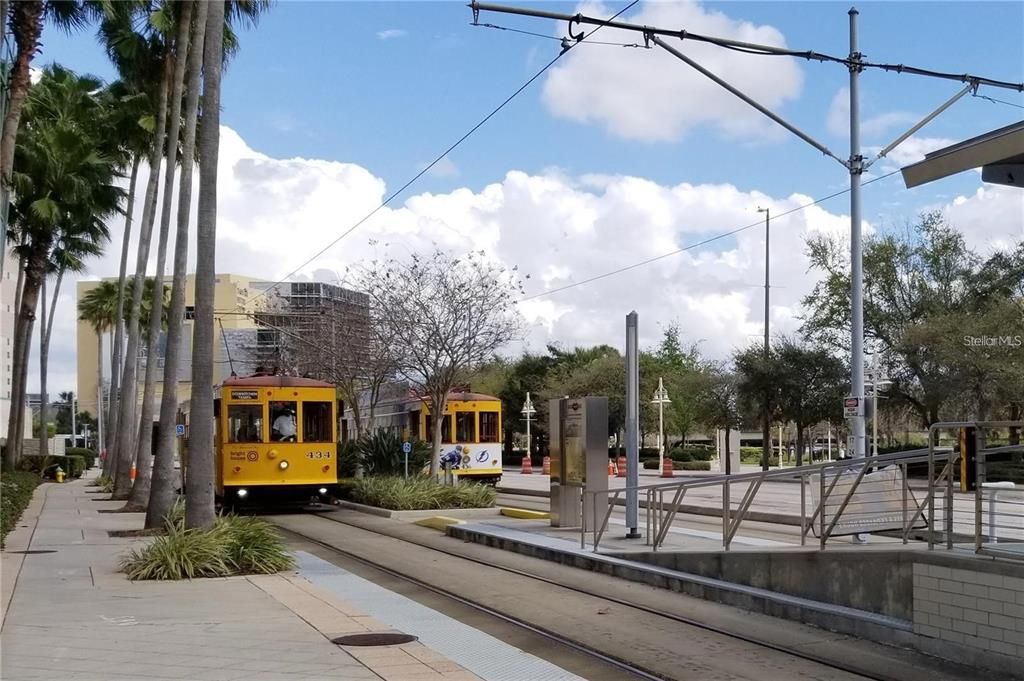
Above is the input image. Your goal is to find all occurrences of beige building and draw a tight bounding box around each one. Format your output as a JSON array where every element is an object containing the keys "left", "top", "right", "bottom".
[
  {"left": 76, "top": 273, "right": 264, "bottom": 421},
  {"left": 1, "top": 249, "right": 32, "bottom": 442}
]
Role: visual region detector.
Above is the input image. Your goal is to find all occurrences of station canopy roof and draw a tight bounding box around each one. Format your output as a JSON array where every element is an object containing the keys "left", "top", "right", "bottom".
[{"left": 901, "top": 120, "right": 1024, "bottom": 189}]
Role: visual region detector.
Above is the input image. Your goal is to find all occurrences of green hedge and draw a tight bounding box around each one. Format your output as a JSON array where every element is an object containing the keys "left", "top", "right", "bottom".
[
  {"left": 1, "top": 471, "right": 41, "bottom": 548},
  {"left": 668, "top": 446, "right": 715, "bottom": 462},
  {"left": 18, "top": 454, "right": 86, "bottom": 479},
  {"left": 65, "top": 447, "right": 96, "bottom": 469},
  {"left": 642, "top": 459, "right": 711, "bottom": 471},
  {"left": 350, "top": 476, "right": 495, "bottom": 510}
]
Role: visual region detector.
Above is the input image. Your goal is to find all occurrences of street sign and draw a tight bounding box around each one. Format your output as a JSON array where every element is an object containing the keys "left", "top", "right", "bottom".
[
  {"left": 175, "top": 424, "right": 186, "bottom": 437},
  {"left": 402, "top": 441, "right": 412, "bottom": 454},
  {"left": 843, "top": 397, "right": 863, "bottom": 418}
]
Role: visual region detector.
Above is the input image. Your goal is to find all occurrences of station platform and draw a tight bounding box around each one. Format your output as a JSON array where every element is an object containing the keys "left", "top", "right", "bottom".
[{"left": 1, "top": 475, "right": 581, "bottom": 681}]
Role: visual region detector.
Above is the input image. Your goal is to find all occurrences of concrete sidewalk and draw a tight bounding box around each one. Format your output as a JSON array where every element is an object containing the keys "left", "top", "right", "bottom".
[{"left": 1, "top": 475, "right": 482, "bottom": 681}]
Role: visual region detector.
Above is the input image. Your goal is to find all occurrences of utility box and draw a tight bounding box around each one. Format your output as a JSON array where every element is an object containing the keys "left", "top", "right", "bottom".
[
  {"left": 549, "top": 397, "right": 609, "bottom": 528},
  {"left": 716, "top": 429, "right": 741, "bottom": 474}
]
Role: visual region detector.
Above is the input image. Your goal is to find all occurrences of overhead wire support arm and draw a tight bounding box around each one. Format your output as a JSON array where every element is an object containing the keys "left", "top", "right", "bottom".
[
  {"left": 648, "top": 34, "right": 845, "bottom": 167},
  {"left": 866, "top": 83, "right": 976, "bottom": 169}
]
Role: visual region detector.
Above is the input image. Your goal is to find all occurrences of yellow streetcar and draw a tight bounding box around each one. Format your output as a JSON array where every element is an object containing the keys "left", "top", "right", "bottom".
[
  {"left": 348, "top": 390, "right": 504, "bottom": 484},
  {"left": 215, "top": 375, "right": 338, "bottom": 505}
]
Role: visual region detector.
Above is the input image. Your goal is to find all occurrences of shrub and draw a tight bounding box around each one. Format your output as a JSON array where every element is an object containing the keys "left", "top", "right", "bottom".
[
  {"left": 65, "top": 447, "right": 96, "bottom": 469},
  {"left": 93, "top": 475, "right": 114, "bottom": 493},
  {"left": 121, "top": 524, "right": 233, "bottom": 580},
  {"left": 121, "top": 513, "right": 292, "bottom": 580},
  {"left": 676, "top": 461, "right": 711, "bottom": 471},
  {"left": 1, "top": 471, "right": 41, "bottom": 548},
  {"left": 354, "top": 431, "right": 431, "bottom": 477},
  {"left": 350, "top": 476, "right": 496, "bottom": 510},
  {"left": 338, "top": 439, "right": 358, "bottom": 478},
  {"left": 18, "top": 454, "right": 86, "bottom": 479},
  {"left": 668, "top": 447, "right": 692, "bottom": 462}
]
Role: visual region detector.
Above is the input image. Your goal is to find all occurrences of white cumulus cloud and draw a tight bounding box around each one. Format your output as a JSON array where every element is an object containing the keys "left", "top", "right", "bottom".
[
  {"left": 376, "top": 29, "right": 408, "bottom": 41},
  {"left": 540, "top": 1, "right": 804, "bottom": 142}
]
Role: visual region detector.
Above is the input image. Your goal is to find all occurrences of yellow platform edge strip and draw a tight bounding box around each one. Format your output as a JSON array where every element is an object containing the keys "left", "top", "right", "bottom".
[
  {"left": 499, "top": 507, "right": 551, "bottom": 520},
  {"left": 413, "top": 516, "right": 466, "bottom": 531}
]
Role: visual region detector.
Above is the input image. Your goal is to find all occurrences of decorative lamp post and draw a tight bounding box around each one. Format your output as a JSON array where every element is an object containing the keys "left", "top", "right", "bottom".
[
  {"left": 521, "top": 392, "right": 536, "bottom": 458},
  {"left": 651, "top": 378, "right": 671, "bottom": 472}
]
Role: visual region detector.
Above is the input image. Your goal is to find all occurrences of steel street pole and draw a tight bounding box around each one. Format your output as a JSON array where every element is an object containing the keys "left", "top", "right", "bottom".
[
  {"left": 849, "top": 7, "right": 867, "bottom": 459},
  {"left": 758, "top": 207, "right": 770, "bottom": 471},
  {"left": 625, "top": 312, "right": 640, "bottom": 538}
]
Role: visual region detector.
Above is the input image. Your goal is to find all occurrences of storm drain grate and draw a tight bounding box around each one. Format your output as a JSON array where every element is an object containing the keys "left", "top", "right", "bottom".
[
  {"left": 8, "top": 550, "right": 56, "bottom": 554},
  {"left": 331, "top": 633, "right": 417, "bottom": 647}
]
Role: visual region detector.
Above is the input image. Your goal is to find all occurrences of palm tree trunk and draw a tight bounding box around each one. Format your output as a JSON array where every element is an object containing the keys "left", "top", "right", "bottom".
[
  {"left": 185, "top": 0, "right": 225, "bottom": 530},
  {"left": 106, "top": 155, "right": 141, "bottom": 479},
  {"left": 129, "top": 2, "right": 193, "bottom": 511},
  {"left": 96, "top": 328, "right": 105, "bottom": 457},
  {"left": 38, "top": 278, "right": 47, "bottom": 458},
  {"left": 4, "top": 250, "right": 44, "bottom": 470},
  {"left": 0, "top": 1, "right": 43, "bottom": 189},
  {"left": 149, "top": 0, "right": 206, "bottom": 528},
  {"left": 37, "top": 267, "right": 64, "bottom": 461},
  {"left": 112, "top": 58, "right": 172, "bottom": 501}
]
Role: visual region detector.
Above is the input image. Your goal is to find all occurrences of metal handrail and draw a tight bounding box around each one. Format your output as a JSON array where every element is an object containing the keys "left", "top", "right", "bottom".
[{"left": 582, "top": 446, "right": 959, "bottom": 553}]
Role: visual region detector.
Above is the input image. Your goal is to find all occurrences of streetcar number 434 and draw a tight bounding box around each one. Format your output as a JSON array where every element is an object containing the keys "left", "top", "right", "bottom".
[{"left": 305, "top": 451, "right": 332, "bottom": 459}]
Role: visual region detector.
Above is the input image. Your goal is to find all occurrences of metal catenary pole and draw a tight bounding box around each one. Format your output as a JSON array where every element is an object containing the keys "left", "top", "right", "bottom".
[
  {"left": 758, "top": 207, "right": 770, "bottom": 470},
  {"left": 625, "top": 311, "right": 640, "bottom": 537},
  {"left": 848, "top": 8, "right": 867, "bottom": 459}
]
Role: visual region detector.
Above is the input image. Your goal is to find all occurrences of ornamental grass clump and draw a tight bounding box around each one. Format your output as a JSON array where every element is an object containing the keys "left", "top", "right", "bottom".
[
  {"left": 121, "top": 511, "right": 293, "bottom": 580},
  {"left": 351, "top": 476, "right": 496, "bottom": 511}
]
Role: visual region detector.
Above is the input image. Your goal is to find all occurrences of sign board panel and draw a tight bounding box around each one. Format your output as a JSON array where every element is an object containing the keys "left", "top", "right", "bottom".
[
  {"left": 230, "top": 390, "right": 260, "bottom": 401},
  {"left": 402, "top": 441, "right": 412, "bottom": 454},
  {"left": 563, "top": 401, "right": 586, "bottom": 485},
  {"left": 175, "top": 424, "right": 186, "bottom": 437},
  {"left": 843, "top": 396, "right": 863, "bottom": 418}
]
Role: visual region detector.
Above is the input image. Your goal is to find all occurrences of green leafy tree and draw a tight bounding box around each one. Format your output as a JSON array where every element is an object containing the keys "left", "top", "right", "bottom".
[{"left": 774, "top": 339, "right": 847, "bottom": 465}]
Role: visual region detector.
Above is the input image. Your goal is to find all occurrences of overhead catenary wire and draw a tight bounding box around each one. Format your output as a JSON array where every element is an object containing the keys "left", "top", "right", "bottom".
[
  {"left": 472, "top": 21, "right": 649, "bottom": 48},
  {"left": 519, "top": 169, "right": 903, "bottom": 302},
  {"left": 973, "top": 93, "right": 1024, "bottom": 110},
  {"left": 239, "top": 0, "right": 640, "bottom": 309}
]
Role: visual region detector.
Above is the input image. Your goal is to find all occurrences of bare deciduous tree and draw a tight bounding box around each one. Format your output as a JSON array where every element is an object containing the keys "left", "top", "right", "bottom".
[{"left": 357, "top": 249, "right": 523, "bottom": 476}]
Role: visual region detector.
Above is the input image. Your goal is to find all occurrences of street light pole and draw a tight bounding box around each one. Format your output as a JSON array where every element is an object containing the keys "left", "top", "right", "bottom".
[
  {"left": 651, "top": 378, "right": 670, "bottom": 472},
  {"left": 758, "top": 206, "right": 770, "bottom": 471},
  {"left": 848, "top": 8, "right": 867, "bottom": 459},
  {"left": 521, "top": 392, "right": 535, "bottom": 459}
]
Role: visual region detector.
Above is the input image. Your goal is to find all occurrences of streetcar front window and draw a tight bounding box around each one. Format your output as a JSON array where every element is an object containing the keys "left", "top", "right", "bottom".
[
  {"left": 302, "top": 402, "right": 333, "bottom": 443},
  {"left": 270, "top": 401, "right": 298, "bottom": 442},
  {"left": 480, "top": 411, "right": 500, "bottom": 443},
  {"left": 228, "top": 405, "right": 263, "bottom": 443},
  {"left": 456, "top": 411, "right": 476, "bottom": 443}
]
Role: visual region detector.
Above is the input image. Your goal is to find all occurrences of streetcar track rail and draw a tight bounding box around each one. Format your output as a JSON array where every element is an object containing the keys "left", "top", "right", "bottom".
[{"left": 271, "top": 508, "right": 927, "bottom": 681}]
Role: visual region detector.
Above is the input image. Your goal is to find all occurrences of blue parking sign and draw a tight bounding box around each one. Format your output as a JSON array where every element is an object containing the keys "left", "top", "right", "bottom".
[
  {"left": 175, "top": 424, "right": 186, "bottom": 437},
  {"left": 402, "top": 442, "right": 412, "bottom": 454}
]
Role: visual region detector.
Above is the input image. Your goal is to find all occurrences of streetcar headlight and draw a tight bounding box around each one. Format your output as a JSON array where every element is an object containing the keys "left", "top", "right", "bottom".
[
  {"left": 279, "top": 460, "right": 289, "bottom": 470},
  {"left": 237, "top": 488, "right": 248, "bottom": 498},
  {"left": 318, "top": 487, "right": 328, "bottom": 495}
]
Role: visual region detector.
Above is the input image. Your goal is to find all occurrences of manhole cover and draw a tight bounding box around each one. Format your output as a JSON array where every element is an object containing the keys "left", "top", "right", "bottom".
[
  {"left": 331, "top": 633, "right": 417, "bottom": 647},
  {"left": 8, "top": 550, "right": 56, "bottom": 554}
]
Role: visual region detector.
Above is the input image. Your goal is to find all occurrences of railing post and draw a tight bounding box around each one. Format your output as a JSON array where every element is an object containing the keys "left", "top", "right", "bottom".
[
  {"left": 946, "top": 451, "right": 955, "bottom": 550},
  {"left": 800, "top": 472, "right": 806, "bottom": 547},
  {"left": 901, "top": 463, "right": 909, "bottom": 545},
  {"left": 722, "top": 479, "right": 730, "bottom": 551},
  {"left": 819, "top": 466, "right": 827, "bottom": 550},
  {"left": 927, "top": 429, "right": 936, "bottom": 550}
]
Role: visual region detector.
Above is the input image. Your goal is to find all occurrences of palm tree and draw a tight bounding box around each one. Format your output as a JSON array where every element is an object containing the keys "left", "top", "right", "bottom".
[
  {"left": 147, "top": 0, "right": 205, "bottom": 526},
  {"left": 102, "top": 0, "right": 173, "bottom": 500},
  {"left": 0, "top": 1, "right": 89, "bottom": 203},
  {"left": 185, "top": 0, "right": 226, "bottom": 529},
  {"left": 2, "top": 65, "right": 121, "bottom": 471},
  {"left": 39, "top": 223, "right": 107, "bottom": 458},
  {"left": 127, "top": 0, "right": 194, "bottom": 511},
  {"left": 78, "top": 279, "right": 120, "bottom": 457},
  {"left": 98, "top": 79, "right": 152, "bottom": 479}
]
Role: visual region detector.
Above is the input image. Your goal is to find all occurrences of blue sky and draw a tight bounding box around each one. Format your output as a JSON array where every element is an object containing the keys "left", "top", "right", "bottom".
[
  {"left": 33, "top": 1, "right": 1024, "bottom": 395},
  {"left": 41, "top": 1, "right": 1023, "bottom": 222}
]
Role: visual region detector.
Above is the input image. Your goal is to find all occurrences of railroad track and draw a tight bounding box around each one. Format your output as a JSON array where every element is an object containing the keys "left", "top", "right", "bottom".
[{"left": 271, "top": 509, "right": 922, "bottom": 681}]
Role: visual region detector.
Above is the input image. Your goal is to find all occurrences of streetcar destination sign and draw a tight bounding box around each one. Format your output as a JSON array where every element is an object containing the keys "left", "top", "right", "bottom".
[{"left": 230, "top": 390, "right": 260, "bottom": 401}]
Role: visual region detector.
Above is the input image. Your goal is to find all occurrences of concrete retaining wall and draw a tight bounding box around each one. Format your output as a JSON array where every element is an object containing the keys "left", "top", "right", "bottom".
[{"left": 613, "top": 550, "right": 914, "bottom": 620}]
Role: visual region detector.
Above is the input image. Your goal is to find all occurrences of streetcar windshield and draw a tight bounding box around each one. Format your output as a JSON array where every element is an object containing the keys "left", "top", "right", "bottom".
[
  {"left": 228, "top": 405, "right": 263, "bottom": 443},
  {"left": 479, "top": 411, "right": 500, "bottom": 443},
  {"left": 270, "top": 401, "right": 298, "bottom": 441},
  {"left": 302, "top": 401, "right": 333, "bottom": 443},
  {"left": 455, "top": 412, "right": 476, "bottom": 443}
]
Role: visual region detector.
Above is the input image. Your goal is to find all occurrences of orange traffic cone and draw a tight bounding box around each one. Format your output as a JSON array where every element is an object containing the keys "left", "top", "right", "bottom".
[
  {"left": 661, "top": 456, "right": 674, "bottom": 478},
  {"left": 129, "top": 462, "right": 137, "bottom": 482},
  {"left": 616, "top": 456, "right": 627, "bottom": 478},
  {"left": 542, "top": 456, "right": 551, "bottom": 475},
  {"left": 520, "top": 455, "right": 533, "bottom": 474},
  {"left": 607, "top": 459, "right": 616, "bottom": 476}
]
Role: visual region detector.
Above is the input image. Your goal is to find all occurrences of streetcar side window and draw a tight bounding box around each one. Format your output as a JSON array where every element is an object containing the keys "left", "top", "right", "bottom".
[
  {"left": 270, "top": 401, "right": 297, "bottom": 442},
  {"left": 455, "top": 411, "right": 476, "bottom": 443},
  {"left": 228, "top": 405, "right": 263, "bottom": 443},
  {"left": 479, "top": 411, "right": 500, "bottom": 443},
  {"left": 425, "top": 414, "right": 452, "bottom": 443},
  {"left": 302, "top": 402, "right": 333, "bottom": 443},
  {"left": 408, "top": 410, "right": 421, "bottom": 440}
]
